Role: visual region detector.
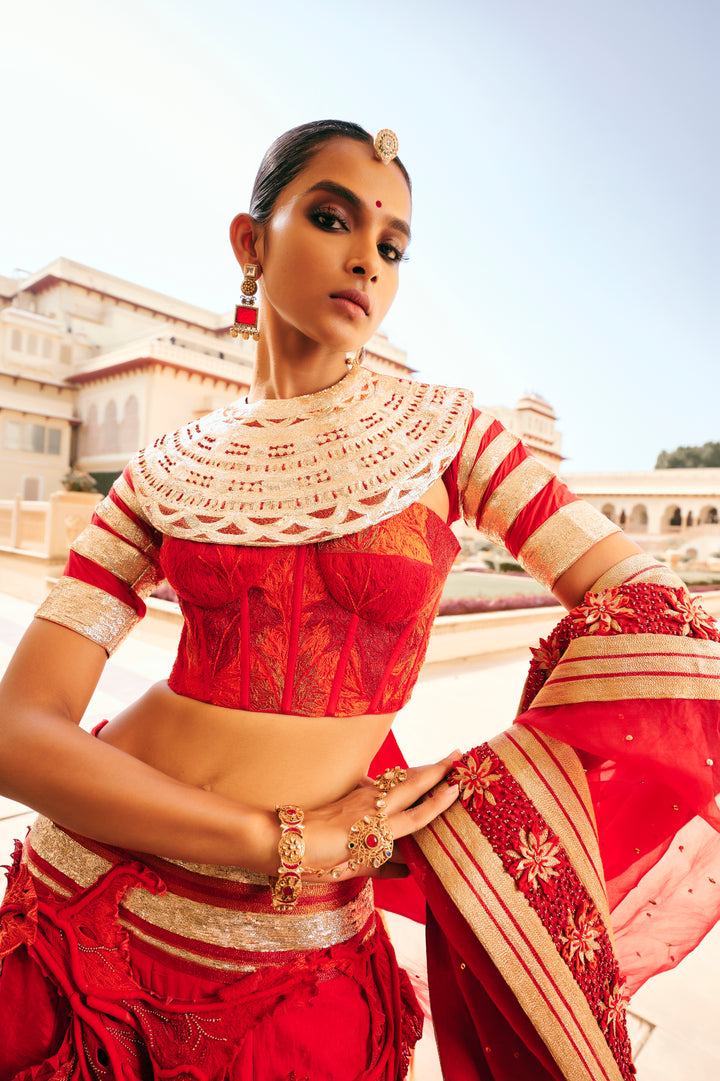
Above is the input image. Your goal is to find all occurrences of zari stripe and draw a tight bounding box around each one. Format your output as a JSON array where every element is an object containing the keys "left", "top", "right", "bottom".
[
  {"left": 25, "top": 817, "right": 374, "bottom": 969},
  {"left": 478, "top": 457, "right": 556, "bottom": 549},
  {"left": 531, "top": 634, "right": 720, "bottom": 707},
  {"left": 416, "top": 807, "right": 625, "bottom": 1081},
  {"left": 95, "top": 494, "right": 157, "bottom": 552},
  {"left": 590, "top": 553, "right": 682, "bottom": 592},
  {"left": 493, "top": 729, "right": 612, "bottom": 936},
  {"left": 456, "top": 412, "right": 497, "bottom": 499},
  {"left": 517, "top": 502, "right": 621, "bottom": 591},
  {"left": 35, "top": 578, "right": 138, "bottom": 654},
  {"left": 71, "top": 524, "right": 154, "bottom": 588},
  {"left": 462, "top": 429, "right": 520, "bottom": 528}
]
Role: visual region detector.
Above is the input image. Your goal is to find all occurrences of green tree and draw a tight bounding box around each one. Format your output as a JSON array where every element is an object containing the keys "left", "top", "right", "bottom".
[{"left": 655, "top": 441, "right": 720, "bottom": 468}]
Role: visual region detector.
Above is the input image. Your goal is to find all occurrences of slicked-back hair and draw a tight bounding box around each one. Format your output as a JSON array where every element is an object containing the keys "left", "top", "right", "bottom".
[{"left": 249, "top": 120, "right": 411, "bottom": 225}]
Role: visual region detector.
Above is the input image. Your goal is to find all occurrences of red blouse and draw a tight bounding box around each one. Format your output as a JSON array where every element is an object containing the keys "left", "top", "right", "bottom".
[
  {"left": 35, "top": 403, "right": 619, "bottom": 717},
  {"left": 161, "top": 503, "right": 458, "bottom": 716}
]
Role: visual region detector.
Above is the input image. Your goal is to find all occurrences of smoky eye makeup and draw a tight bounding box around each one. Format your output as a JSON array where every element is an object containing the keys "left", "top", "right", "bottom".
[{"left": 308, "top": 203, "right": 350, "bottom": 231}]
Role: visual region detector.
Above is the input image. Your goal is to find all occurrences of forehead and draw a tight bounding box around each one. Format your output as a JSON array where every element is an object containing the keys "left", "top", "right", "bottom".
[{"left": 282, "top": 138, "right": 412, "bottom": 221}]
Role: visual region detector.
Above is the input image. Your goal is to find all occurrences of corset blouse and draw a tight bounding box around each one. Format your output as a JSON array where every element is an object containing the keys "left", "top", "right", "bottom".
[{"left": 159, "top": 502, "right": 459, "bottom": 716}]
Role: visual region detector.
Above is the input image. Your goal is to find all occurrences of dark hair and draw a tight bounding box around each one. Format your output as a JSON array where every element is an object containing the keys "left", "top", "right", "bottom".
[{"left": 249, "top": 120, "right": 412, "bottom": 225}]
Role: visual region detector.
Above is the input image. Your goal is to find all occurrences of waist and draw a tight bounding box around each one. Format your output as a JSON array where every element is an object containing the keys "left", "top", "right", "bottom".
[
  {"left": 24, "top": 815, "right": 376, "bottom": 973},
  {"left": 99, "top": 682, "right": 395, "bottom": 807}
]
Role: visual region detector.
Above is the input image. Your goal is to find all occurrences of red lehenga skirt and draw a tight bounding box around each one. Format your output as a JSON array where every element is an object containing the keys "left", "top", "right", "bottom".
[{"left": 0, "top": 817, "right": 422, "bottom": 1081}]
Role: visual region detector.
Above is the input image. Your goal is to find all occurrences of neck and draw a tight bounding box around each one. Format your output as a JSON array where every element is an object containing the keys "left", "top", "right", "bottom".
[{"left": 247, "top": 325, "right": 352, "bottom": 404}]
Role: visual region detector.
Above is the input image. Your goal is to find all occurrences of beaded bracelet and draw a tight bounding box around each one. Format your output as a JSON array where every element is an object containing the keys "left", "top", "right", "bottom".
[{"left": 271, "top": 804, "right": 305, "bottom": 911}]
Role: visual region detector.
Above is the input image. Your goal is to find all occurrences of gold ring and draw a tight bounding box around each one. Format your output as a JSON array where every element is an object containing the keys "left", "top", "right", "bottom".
[{"left": 346, "top": 814, "right": 394, "bottom": 870}]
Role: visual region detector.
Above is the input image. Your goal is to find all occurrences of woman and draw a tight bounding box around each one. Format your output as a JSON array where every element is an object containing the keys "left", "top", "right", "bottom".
[{"left": 0, "top": 120, "right": 719, "bottom": 1081}]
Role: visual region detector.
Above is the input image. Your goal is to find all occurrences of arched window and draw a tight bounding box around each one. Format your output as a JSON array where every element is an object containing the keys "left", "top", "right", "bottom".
[
  {"left": 78, "top": 403, "right": 100, "bottom": 458},
  {"left": 662, "top": 505, "right": 682, "bottom": 530},
  {"left": 120, "top": 395, "right": 140, "bottom": 451},
  {"left": 601, "top": 503, "right": 616, "bottom": 523},
  {"left": 101, "top": 400, "right": 120, "bottom": 454},
  {"left": 628, "top": 504, "right": 648, "bottom": 533}
]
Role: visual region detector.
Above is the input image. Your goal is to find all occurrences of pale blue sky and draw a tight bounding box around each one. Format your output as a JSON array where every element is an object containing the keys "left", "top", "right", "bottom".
[{"left": 1, "top": 0, "right": 717, "bottom": 471}]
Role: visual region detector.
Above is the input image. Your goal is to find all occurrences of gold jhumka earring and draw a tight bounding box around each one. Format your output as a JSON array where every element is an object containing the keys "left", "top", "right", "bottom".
[{"left": 230, "top": 264, "right": 260, "bottom": 341}]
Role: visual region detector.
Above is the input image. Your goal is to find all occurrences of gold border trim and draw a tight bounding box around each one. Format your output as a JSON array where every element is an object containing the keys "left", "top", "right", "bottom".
[
  {"left": 95, "top": 494, "right": 153, "bottom": 552},
  {"left": 25, "top": 817, "right": 374, "bottom": 955},
  {"left": 532, "top": 633, "right": 720, "bottom": 706},
  {"left": 490, "top": 728, "right": 613, "bottom": 939},
  {"left": 417, "top": 806, "right": 624, "bottom": 1081}
]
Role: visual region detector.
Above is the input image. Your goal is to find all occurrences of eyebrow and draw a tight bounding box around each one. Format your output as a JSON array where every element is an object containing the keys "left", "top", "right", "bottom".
[{"left": 304, "top": 180, "right": 412, "bottom": 242}]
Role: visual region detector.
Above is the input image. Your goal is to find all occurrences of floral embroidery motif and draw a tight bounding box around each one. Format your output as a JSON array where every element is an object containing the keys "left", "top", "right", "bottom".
[
  {"left": 574, "top": 588, "right": 635, "bottom": 635},
  {"left": 560, "top": 899, "right": 604, "bottom": 968},
  {"left": 529, "top": 635, "right": 562, "bottom": 675},
  {"left": 664, "top": 590, "right": 719, "bottom": 639},
  {"left": 519, "top": 582, "right": 720, "bottom": 713},
  {"left": 603, "top": 980, "right": 632, "bottom": 1037},
  {"left": 455, "top": 741, "right": 635, "bottom": 1079},
  {"left": 450, "top": 748, "right": 502, "bottom": 807},
  {"left": 506, "top": 826, "right": 562, "bottom": 894}
]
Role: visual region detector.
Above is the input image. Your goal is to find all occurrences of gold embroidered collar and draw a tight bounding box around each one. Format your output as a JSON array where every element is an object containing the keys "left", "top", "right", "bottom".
[{"left": 131, "top": 367, "right": 473, "bottom": 545}]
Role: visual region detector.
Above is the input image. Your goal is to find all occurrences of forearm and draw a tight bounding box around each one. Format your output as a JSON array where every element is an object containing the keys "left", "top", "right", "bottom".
[{"left": 0, "top": 709, "right": 278, "bottom": 872}]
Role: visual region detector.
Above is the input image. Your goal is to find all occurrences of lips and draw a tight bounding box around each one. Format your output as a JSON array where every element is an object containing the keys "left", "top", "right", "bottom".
[{"left": 329, "top": 289, "right": 370, "bottom": 316}]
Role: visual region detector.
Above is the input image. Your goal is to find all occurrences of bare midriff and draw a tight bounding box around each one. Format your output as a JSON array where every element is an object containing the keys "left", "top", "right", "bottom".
[
  {"left": 96, "top": 481, "right": 450, "bottom": 812},
  {"left": 96, "top": 684, "right": 396, "bottom": 810}
]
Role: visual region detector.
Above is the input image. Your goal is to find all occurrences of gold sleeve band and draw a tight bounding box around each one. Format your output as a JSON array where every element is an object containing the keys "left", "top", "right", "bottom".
[
  {"left": 457, "top": 413, "right": 497, "bottom": 500},
  {"left": 35, "top": 578, "right": 139, "bottom": 655},
  {"left": 461, "top": 429, "right": 520, "bottom": 527},
  {"left": 94, "top": 494, "right": 153, "bottom": 552},
  {"left": 478, "top": 457, "right": 555, "bottom": 548},
  {"left": 517, "top": 501, "right": 621, "bottom": 591},
  {"left": 71, "top": 524, "right": 159, "bottom": 593}
]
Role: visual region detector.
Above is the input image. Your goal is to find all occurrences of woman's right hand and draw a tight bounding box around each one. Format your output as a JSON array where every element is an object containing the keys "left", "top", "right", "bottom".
[{"left": 300, "top": 750, "right": 461, "bottom": 882}]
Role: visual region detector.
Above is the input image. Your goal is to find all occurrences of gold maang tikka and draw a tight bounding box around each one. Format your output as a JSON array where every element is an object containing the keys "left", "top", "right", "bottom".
[
  {"left": 373, "top": 129, "right": 399, "bottom": 165},
  {"left": 230, "top": 264, "right": 260, "bottom": 341}
]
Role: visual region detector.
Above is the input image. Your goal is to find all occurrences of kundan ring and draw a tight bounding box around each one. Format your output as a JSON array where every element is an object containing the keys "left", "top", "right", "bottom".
[
  {"left": 375, "top": 766, "right": 408, "bottom": 793},
  {"left": 346, "top": 814, "right": 394, "bottom": 871}
]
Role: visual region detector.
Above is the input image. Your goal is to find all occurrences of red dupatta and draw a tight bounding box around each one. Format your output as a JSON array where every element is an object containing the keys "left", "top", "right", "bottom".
[{"left": 373, "top": 578, "right": 720, "bottom": 1081}]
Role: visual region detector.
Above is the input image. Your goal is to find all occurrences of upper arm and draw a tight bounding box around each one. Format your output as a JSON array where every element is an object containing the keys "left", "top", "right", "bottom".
[
  {"left": 455, "top": 409, "right": 625, "bottom": 603},
  {"left": 35, "top": 464, "right": 164, "bottom": 656},
  {"left": 0, "top": 618, "right": 107, "bottom": 727}
]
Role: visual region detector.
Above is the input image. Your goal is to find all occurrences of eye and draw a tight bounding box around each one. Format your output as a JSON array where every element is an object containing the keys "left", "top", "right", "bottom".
[
  {"left": 379, "top": 241, "right": 408, "bottom": 264},
  {"left": 309, "top": 205, "right": 349, "bottom": 232}
]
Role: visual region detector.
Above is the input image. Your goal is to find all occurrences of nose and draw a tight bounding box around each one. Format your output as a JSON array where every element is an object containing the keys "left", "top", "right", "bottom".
[{"left": 346, "top": 236, "right": 380, "bottom": 281}]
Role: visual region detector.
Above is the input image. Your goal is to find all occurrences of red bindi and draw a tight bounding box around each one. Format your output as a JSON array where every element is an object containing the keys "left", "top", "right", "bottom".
[{"left": 376, "top": 200, "right": 382, "bottom": 207}]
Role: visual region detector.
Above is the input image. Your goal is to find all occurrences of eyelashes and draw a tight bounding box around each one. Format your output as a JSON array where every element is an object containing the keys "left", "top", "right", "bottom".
[{"left": 309, "top": 204, "right": 408, "bottom": 264}]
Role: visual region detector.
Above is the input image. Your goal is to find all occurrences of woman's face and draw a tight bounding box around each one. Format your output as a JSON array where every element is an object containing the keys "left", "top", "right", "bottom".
[{"left": 246, "top": 138, "right": 412, "bottom": 354}]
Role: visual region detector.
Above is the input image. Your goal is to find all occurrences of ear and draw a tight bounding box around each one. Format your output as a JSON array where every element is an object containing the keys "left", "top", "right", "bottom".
[{"left": 229, "top": 213, "right": 263, "bottom": 270}]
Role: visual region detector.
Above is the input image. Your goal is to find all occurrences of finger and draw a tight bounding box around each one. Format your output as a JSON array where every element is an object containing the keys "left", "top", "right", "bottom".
[
  {"left": 383, "top": 752, "right": 461, "bottom": 812},
  {"left": 388, "top": 780, "right": 460, "bottom": 839}
]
